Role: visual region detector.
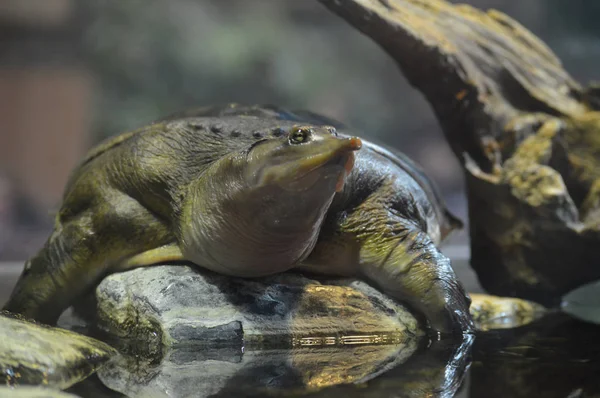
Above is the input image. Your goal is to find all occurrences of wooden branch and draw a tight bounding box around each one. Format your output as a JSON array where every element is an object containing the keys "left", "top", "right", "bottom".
[{"left": 320, "top": 0, "right": 600, "bottom": 305}]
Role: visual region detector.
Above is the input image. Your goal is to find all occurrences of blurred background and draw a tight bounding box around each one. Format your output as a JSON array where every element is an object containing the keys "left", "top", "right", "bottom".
[{"left": 0, "top": 0, "right": 598, "bottom": 261}]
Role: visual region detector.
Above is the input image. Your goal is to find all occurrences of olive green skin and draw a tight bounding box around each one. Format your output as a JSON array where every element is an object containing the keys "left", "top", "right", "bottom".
[{"left": 3, "top": 104, "right": 473, "bottom": 335}]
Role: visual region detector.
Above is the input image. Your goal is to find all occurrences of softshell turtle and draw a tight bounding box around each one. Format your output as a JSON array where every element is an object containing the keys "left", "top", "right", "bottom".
[{"left": 3, "top": 104, "right": 473, "bottom": 335}]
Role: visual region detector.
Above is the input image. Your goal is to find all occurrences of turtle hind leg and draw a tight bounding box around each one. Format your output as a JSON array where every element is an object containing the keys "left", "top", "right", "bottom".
[
  {"left": 3, "top": 213, "right": 97, "bottom": 324},
  {"left": 3, "top": 193, "right": 174, "bottom": 325}
]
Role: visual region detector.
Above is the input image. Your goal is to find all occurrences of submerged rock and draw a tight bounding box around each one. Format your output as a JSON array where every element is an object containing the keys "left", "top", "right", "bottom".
[
  {"left": 0, "top": 312, "right": 116, "bottom": 390},
  {"left": 83, "top": 265, "right": 423, "bottom": 353}
]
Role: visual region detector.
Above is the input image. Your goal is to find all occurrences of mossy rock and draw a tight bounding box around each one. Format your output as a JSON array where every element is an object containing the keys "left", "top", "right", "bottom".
[{"left": 0, "top": 312, "right": 116, "bottom": 389}]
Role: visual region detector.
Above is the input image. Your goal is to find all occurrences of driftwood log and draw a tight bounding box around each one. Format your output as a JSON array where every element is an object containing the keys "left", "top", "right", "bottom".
[{"left": 320, "top": 0, "right": 600, "bottom": 305}]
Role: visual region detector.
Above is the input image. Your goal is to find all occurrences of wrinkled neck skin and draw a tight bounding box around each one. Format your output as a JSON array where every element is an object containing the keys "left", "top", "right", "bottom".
[{"left": 179, "top": 152, "right": 338, "bottom": 277}]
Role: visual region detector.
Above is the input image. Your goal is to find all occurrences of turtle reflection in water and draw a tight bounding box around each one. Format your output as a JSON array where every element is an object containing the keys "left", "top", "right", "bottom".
[{"left": 4, "top": 104, "right": 473, "bottom": 335}]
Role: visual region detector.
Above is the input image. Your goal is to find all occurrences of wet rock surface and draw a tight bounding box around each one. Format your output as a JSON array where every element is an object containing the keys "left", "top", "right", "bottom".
[
  {"left": 0, "top": 312, "right": 116, "bottom": 390},
  {"left": 82, "top": 265, "right": 424, "bottom": 354},
  {"left": 469, "top": 293, "right": 547, "bottom": 331}
]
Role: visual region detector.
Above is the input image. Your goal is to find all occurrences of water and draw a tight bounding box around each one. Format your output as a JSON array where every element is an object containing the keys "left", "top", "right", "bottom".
[{"left": 2, "top": 260, "right": 599, "bottom": 398}]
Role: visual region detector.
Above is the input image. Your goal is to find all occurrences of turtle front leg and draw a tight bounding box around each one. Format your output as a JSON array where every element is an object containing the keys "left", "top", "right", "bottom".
[
  {"left": 303, "top": 209, "right": 473, "bottom": 335},
  {"left": 361, "top": 224, "right": 473, "bottom": 335}
]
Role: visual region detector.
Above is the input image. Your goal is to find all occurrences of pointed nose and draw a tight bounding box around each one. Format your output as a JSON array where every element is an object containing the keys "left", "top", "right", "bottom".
[
  {"left": 336, "top": 136, "right": 362, "bottom": 152},
  {"left": 347, "top": 137, "right": 362, "bottom": 150}
]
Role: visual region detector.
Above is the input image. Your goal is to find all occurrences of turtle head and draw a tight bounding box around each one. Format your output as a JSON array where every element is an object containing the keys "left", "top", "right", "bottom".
[
  {"left": 245, "top": 125, "right": 362, "bottom": 195},
  {"left": 233, "top": 124, "right": 361, "bottom": 266},
  {"left": 180, "top": 123, "right": 362, "bottom": 277}
]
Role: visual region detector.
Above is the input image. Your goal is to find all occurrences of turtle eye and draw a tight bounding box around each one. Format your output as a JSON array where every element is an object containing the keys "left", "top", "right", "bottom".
[{"left": 289, "top": 127, "right": 311, "bottom": 145}]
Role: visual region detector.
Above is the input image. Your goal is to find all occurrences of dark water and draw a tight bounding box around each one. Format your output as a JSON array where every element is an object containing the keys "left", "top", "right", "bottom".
[{"left": 2, "top": 261, "right": 599, "bottom": 398}]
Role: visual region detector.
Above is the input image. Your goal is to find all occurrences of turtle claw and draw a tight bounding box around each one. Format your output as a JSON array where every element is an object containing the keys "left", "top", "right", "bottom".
[{"left": 410, "top": 272, "right": 474, "bottom": 337}]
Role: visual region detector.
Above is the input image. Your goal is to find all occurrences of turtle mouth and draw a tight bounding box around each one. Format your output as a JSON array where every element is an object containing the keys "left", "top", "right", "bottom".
[
  {"left": 286, "top": 138, "right": 360, "bottom": 192},
  {"left": 327, "top": 151, "right": 355, "bottom": 192},
  {"left": 293, "top": 137, "right": 360, "bottom": 177},
  {"left": 253, "top": 136, "right": 361, "bottom": 192},
  {"left": 278, "top": 151, "right": 355, "bottom": 193}
]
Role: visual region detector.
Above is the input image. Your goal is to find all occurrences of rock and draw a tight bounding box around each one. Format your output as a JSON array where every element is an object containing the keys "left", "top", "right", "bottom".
[
  {"left": 0, "top": 312, "right": 116, "bottom": 390},
  {"left": 0, "top": 386, "right": 80, "bottom": 397},
  {"left": 83, "top": 265, "right": 423, "bottom": 354},
  {"left": 98, "top": 344, "right": 420, "bottom": 398},
  {"left": 469, "top": 293, "right": 547, "bottom": 331},
  {"left": 562, "top": 279, "right": 600, "bottom": 325}
]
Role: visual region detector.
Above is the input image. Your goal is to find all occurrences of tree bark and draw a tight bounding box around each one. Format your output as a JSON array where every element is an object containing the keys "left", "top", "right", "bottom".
[{"left": 319, "top": 0, "right": 600, "bottom": 305}]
